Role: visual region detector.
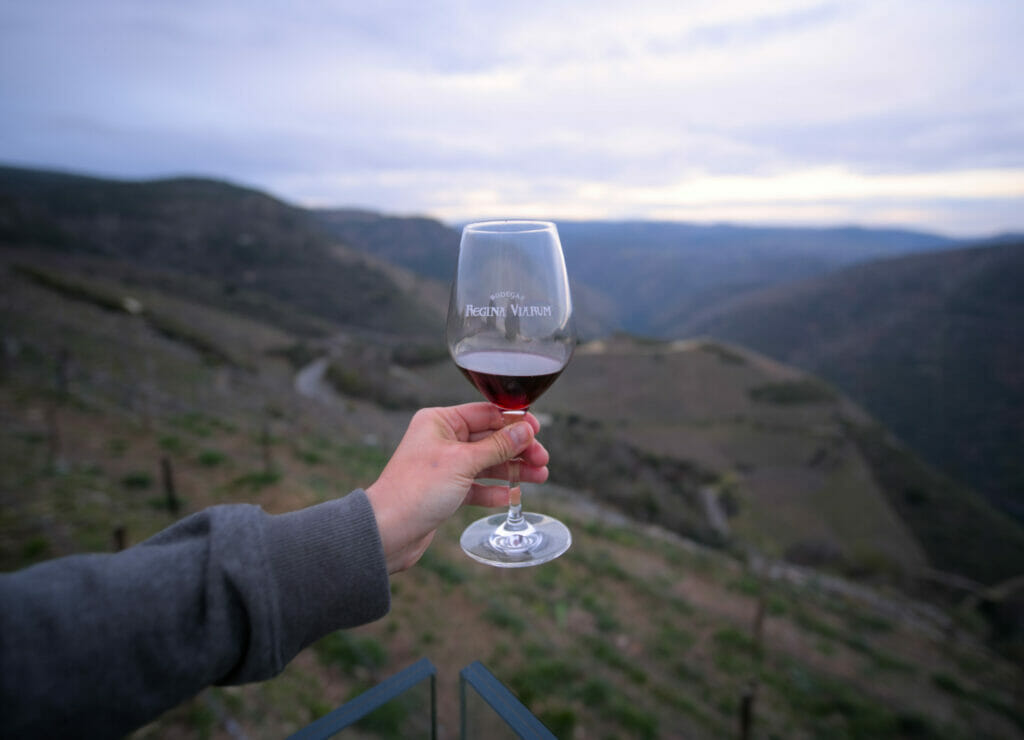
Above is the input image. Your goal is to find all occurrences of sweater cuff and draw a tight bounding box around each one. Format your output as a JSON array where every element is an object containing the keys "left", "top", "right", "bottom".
[{"left": 263, "top": 490, "right": 391, "bottom": 657}]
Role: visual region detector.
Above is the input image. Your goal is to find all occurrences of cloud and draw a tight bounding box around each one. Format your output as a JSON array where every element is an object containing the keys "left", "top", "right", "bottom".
[{"left": 1, "top": 0, "right": 1022, "bottom": 235}]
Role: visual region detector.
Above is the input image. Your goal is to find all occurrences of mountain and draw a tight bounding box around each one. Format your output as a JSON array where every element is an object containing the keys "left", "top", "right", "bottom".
[
  {"left": 405, "top": 333, "right": 1024, "bottom": 586},
  {"left": 680, "top": 241, "right": 1024, "bottom": 521},
  {"left": 3, "top": 165, "right": 1024, "bottom": 738},
  {"left": 554, "top": 221, "right": 957, "bottom": 337},
  {"left": 4, "top": 164, "right": 1022, "bottom": 574},
  {"left": 313, "top": 209, "right": 621, "bottom": 339},
  {"left": 3, "top": 273, "right": 1021, "bottom": 738},
  {"left": 311, "top": 212, "right": 960, "bottom": 338},
  {"left": 315, "top": 208, "right": 460, "bottom": 281},
  {"left": 0, "top": 165, "right": 441, "bottom": 338}
]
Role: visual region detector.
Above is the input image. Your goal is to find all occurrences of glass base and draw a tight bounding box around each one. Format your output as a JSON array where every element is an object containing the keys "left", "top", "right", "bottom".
[{"left": 460, "top": 512, "right": 571, "bottom": 568}]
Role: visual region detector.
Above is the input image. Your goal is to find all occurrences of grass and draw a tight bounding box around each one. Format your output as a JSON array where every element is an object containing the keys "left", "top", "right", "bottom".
[
  {"left": 649, "top": 623, "right": 697, "bottom": 657},
  {"left": 712, "top": 625, "right": 759, "bottom": 675},
  {"left": 197, "top": 448, "right": 228, "bottom": 467},
  {"left": 14, "top": 264, "right": 240, "bottom": 366},
  {"left": 416, "top": 547, "right": 468, "bottom": 586},
  {"left": 846, "top": 421, "right": 1024, "bottom": 585},
  {"left": 3, "top": 379, "right": 1018, "bottom": 739},
  {"left": 4, "top": 250, "right": 1022, "bottom": 740},
  {"left": 170, "top": 411, "right": 236, "bottom": 438},
  {"left": 581, "top": 635, "right": 648, "bottom": 685},
  {"left": 603, "top": 696, "right": 659, "bottom": 739},
  {"left": 508, "top": 658, "right": 581, "bottom": 706},
  {"left": 120, "top": 471, "right": 154, "bottom": 489},
  {"left": 482, "top": 599, "right": 527, "bottom": 634},
  {"left": 158, "top": 434, "right": 186, "bottom": 452},
  {"left": 761, "top": 660, "right": 938, "bottom": 738},
  {"left": 314, "top": 631, "right": 388, "bottom": 675},
  {"left": 226, "top": 469, "right": 281, "bottom": 492}
]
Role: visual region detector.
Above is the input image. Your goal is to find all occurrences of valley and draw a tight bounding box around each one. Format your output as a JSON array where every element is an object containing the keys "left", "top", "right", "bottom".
[{"left": 2, "top": 165, "right": 1023, "bottom": 738}]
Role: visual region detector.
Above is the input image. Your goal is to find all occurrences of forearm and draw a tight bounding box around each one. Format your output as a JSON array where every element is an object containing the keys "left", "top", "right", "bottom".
[{"left": 0, "top": 490, "right": 390, "bottom": 738}]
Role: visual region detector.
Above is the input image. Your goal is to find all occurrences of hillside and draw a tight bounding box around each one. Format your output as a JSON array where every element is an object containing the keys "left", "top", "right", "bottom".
[
  {"left": 679, "top": 241, "right": 1024, "bottom": 522},
  {"left": 2, "top": 249, "right": 1023, "bottom": 739},
  {"left": 407, "top": 334, "right": 1024, "bottom": 587},
  {"left": 314, "top": 209, "right": 621, "bottom": 340},
  {"left": 3, "top": 164, "right": 1021, "bottom": 575},
  {"left": 315, "top": 208, "right": 460, "bottom": 282},
  {"left": 0, "top": 165, "right": 440, "bottom": 338},
  {"left": 310, "top": 211, "right": 960, "bottom": 341},
  {"left": 4, "top": 239, "right": 1024, "bottom": 739},
  {"left": 555, "top": 221, "right": 956, "bottom": 337}
]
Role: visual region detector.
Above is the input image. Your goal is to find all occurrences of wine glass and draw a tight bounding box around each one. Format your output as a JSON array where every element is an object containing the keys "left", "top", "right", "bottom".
[{"left": 447, "top": 220, "right": 576, "bottom": 567}]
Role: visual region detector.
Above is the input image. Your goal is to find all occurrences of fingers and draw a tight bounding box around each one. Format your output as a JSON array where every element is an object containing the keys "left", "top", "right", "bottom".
[
  {"left": 450, "top": 403, "right": 541, "bottom": 438},
  {"left": 463, "top": 483, "right": 510, "bottom": 508},
  {"left": 475, "top": 439, "right": 549, "bottom": 475},
  {"left": 469, "top": 437, "right": 548, "bottom": 464},
  {"left": 475, "top": 460, "right": 549, "bottom": 484},
  {"left": 520, "top": 439, "right": 550, "bottom": 468},
  {"left": 463, "top": 461, "right": 550, "bottom": 506}
]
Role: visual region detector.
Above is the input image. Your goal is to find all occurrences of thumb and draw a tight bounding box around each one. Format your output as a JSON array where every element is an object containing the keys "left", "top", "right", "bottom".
[{"left": 468, "top": 421, "right": 534, "bottom": 473}]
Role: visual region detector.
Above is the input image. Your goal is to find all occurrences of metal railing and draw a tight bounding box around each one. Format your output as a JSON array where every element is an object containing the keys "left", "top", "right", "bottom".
[
  {"left": 286, "top": 658, "right": 555, "bottom": 740},
  {"left": 460, "top": 661, "right": 557, "bottom": 740}
]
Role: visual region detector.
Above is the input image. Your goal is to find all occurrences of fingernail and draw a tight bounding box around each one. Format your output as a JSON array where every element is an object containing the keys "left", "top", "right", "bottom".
[{"left": 508, "top": 422, "right": 529, "bottom": 446}]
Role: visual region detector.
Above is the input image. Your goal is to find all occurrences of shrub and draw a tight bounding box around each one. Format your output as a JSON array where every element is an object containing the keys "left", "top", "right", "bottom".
[
  {"left": 159, "top": 435, "right": 185, "bottom": 453},
  {"left": 418, "top": 549, "right": 468, "bottom": 586},
  {"left": 579, "top": 677, "right": 612, "bottom": 707},
  {"left": 197, "top": 449, "right": 228, "bottom": 467},
  {"left": 314, "top": 632, "right": 387, "bottom": 674},
  {"left": 483, "top": 600, "right": 526, "bottom": 634},
  {"left": 508, "top": 659, "right": 580, "bottom": 705},
  {"left": 22, "top": 536, "right": 51, "bottom": 561},
  {"left": 605, "top": 697, "right": 658, "bottom": 740},
  {"left": 121, "top": 471, "right": 153, "bottom": 490},
  {"left": 748, "top": 380, "right": 837, "bottom": 404},
  {"left": 228, "top": 470, "right": 280, "bottom": 491},
  {"left": 538, "top": 706, "right": 576, "bottom": 737}
]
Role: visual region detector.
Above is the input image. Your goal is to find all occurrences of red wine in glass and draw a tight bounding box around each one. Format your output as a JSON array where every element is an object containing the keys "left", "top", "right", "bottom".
[
  {"left": 446, "top": 220, "right": 576, "bottom": 567},
  {"left": 455, "top": 350, "right": 565, "bottom": 411}
]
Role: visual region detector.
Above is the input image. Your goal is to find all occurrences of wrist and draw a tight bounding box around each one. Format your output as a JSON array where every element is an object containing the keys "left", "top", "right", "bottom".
[{"left": 364, "top": 481, "right": 404, "bottom": 573}]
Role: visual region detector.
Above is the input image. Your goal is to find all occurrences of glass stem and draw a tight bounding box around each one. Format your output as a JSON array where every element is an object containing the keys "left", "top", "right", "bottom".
[{"left": 501, "top": 409, "right": 527, "bottom": 531}]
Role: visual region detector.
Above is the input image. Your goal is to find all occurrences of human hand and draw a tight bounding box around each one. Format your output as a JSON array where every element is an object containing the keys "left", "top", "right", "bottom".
[{"left": 365, "top": 403, "right": 549, "bottom": 573}]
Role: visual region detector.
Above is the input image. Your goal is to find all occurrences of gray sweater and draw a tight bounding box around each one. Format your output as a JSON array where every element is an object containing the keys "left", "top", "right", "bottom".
[{"left": 0, "top": 490, "right": 391, "bottom": 738}]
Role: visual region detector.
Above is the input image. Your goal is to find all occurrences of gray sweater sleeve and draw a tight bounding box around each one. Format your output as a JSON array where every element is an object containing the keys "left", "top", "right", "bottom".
[{"left": 0, "top": 489, "right": 390, "bottom": 739}]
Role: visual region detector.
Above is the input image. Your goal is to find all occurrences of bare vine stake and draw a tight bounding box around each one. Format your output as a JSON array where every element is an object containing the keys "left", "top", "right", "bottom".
[
  {"left": 161, "top": 456, "right": 180, "bottom": 515},
  {"left": 45, "top": 403, "right": 61, "bottom": 471},
  {"left": 113, "top": 525, "right": 127, "bottom": 551},
  {"left": 55, "top": 347, "right": 69, "bottom": 400},
  {"left": 740, "top": 583, "right": 767, "bottom": 740},
  {"left": 261, "top": 419, "right": 273, "bottom": 474}
]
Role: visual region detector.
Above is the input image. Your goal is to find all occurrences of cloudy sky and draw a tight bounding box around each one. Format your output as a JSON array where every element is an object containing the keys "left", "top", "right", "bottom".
[{"left": 2, "top": 0, "right": 1022, "bottom": 236}]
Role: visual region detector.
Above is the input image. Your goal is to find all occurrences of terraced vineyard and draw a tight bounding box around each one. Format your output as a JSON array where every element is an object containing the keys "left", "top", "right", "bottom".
[{"left": 2, "top": 251, "right": 1022, "bottom": 738}]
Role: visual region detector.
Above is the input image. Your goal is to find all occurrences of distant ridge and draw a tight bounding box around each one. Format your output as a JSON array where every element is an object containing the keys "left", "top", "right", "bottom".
[
  {"left": 314, "top": 208, "right": 460, "bottom": 282},
  {"left": 680, "top": 240, "right": 1024, "bottom": 521},
  {"left": 0, "top": 164, "right": 438, "bottom": 337},
  {"left": 553, "top": 220, "right": 958, "bottom": 336},
  {"left": 5, "top": 163, "right": 1018, "bottom": 528}
]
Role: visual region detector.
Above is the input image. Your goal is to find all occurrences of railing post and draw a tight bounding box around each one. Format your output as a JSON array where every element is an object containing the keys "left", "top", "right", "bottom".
[
  {"left": 285, "top": 657, "right": 436, "bottom": 740},
  {"left": 459, "top": 660, "right": 557, "bottom": 739},
  {"left": 460, "top": 668, "right": 468, "bottom": 740}
]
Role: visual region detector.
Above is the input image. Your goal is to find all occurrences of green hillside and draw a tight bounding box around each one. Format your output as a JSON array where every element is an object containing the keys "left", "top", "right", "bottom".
[
  {"left": 680, "top": 241, "right": 1024, "bottom": 523},
  {"left": 3, "top": 166, "right": 1023, "bottom": 738},
  {"left": 2, "top": 250, "right": 1022, "bottom": 739},
  {"left": 410, "top": 333, "right": 1024, "bottom": 586},
  {"left": 314, "top": 208, "right": 459, "bottom": 282},
  {"left": 0, "top": 165, "right": 439, "bottom": 337},
  {"left": 4, "top": 164, "right": 1022, "bottom": 586}
]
